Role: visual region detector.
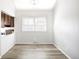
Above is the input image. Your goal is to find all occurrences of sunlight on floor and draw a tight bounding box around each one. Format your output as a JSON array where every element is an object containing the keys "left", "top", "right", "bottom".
[
  {"left": 21, "top": 52, "right": 46, "bottom": 59},
  {"left": 2, "top": 44, "right": 68, "bottom": 59}
]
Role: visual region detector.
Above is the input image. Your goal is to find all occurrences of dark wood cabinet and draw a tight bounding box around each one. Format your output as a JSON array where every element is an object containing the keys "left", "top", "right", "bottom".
[
  {"left": 1, "top": 12, "right": 14, "bottom": 28},
  {"left": 1, "top": 12, "right": 5, "bottom": 28},
  {"left": 1, "top": 11, "right": 15, "bottom": 35},
  {"left": 10, "top": 17, "right": 14, "bottom": 27}
]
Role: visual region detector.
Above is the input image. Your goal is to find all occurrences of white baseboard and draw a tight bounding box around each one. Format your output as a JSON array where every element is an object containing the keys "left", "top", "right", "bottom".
[
  {"left": 16, "top": 42, "right": 54, "bottom": 44},
  {"left": 53, "top": 43, "right": 71, "bottom": 59}
]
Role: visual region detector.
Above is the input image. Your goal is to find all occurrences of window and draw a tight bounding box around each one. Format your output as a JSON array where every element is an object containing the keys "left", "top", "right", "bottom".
[
  {"left": 22, "top": 17, "right": 47, "bottom": 32},
  {"left": 22, "top": 17, "right": 34, "bottom": 31}
]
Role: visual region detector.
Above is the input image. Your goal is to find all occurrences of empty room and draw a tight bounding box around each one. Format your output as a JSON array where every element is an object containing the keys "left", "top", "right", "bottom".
[{"left": 0, "top": 0, "right": 79, "bottom": 59}]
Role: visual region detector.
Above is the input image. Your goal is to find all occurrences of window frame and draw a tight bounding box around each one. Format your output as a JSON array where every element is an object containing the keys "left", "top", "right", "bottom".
[{"left": 22, "top": 16, "right": 47, "bottom": 32}]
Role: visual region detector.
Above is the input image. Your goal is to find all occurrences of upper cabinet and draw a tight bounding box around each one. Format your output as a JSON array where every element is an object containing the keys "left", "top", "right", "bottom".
[
  {"left": 1, "top": 12, "right": 5, "bottom": 28},
  {"left": 1, "top": 12, "right": 15, "bottom": 35},
  {"left": 0, "top": 0, "right": 15, "bottom": 36},
  {"left": 1, "top": 12, "right": 14, "bottom": 28}
]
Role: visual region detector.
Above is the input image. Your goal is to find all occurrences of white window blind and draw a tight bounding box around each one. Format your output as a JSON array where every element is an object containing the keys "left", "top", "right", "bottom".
[
  {"left": 22, "top": 17, "right": 47, "bottom": 32},
  {"left": 35, "top": 17, "right": 46, "bottom": 31}
]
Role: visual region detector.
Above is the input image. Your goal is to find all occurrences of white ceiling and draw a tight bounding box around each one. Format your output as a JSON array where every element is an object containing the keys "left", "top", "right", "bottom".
[{"left": 15, "top": 0, "right": 56, "bottom": 10}]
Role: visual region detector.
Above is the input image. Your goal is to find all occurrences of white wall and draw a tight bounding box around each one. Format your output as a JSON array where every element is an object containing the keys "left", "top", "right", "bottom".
[
  {"left": 54, "top": 0, "right": 79, "bottom": 59},
  {"left": 15, "top": 10, "right": 54, "bottom": 44},
  {"left": 1, "top": 0, "right": 15, "bottom": 16},
  {"left": 0, "top": 2, "right": 1, "bottom": 58},
  {"left": 0, "top": 0, "right": 15, "bottom": 57},
  {"left": 0, "top": 11, "right": 1, "bottom": 58}
]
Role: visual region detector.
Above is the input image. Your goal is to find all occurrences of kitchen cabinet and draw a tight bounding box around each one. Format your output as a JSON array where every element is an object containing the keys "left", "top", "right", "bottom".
[
  {"left": 1, "top": 12, "right": 5, "bottom": 28},
  {"left": 1, "top": 12, "right": 14, "bottom": 28},
  {"left": 1, "top": 11, "right": 14, "bottom": 35},
  {"left": 1, "top": 33, "right": 15, "bottom": 57}
]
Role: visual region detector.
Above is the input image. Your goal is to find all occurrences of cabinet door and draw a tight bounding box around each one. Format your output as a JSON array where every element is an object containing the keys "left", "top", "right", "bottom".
[
  {"left": 1, "top": 12, "right": 5, "bottom": 28},
  {"left": 1, "top": 12, "right": 15, "bottom": 27},
  {"left": 4, "top": 15, "right": 11, "bottom": 27},
  {"left": 10, "top": 17, "right": 14, "bottom": 27}
]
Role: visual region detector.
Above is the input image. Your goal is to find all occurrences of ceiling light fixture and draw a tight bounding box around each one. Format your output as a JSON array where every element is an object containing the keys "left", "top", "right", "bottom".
[{"left": 31, "top": 0, "right": 38, "bottom": 5}]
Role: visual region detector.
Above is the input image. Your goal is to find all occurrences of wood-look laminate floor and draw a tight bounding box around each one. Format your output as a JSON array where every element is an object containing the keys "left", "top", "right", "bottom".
[{"left": 2, "top": 44, "right": 68, "bottom": 59}]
